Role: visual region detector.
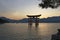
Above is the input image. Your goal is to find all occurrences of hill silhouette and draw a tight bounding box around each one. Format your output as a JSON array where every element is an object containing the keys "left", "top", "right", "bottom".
[
  {"left": 0, "top": 16, "right": 60, "bottom": 23},
  {"left": 17, "top": 16, "right": 60, "bottom": 23},
  {"left": 40, "top": 16, "right": 60, "bottom": 23},
  {"left": 0, "top": 17, "right": 16, "bottom": 23}
]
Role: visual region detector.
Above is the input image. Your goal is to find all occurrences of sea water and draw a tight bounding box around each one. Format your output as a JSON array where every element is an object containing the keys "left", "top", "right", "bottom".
[{"left": 0, "top": 23, "right": 60, "bottom": 40}]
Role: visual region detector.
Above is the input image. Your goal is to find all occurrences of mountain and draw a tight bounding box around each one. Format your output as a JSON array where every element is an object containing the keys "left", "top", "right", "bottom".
[
  {"left": 0, "top": 16, "right": 60, "bottom": 23},
  {"left": 16, "top": 18, "right": 28, "bottom": 23},
  {"left": 17, "top": 18, "right": 40, "bottom": 23},
  {"left": 0, "top": 17, "right": 16, "bottom": 23},
  {"left": 40, "top": 16, "right": 60, "bottom": 23},
  {"left": 18, "top": 16, "right": 60, "bottom": 23}
]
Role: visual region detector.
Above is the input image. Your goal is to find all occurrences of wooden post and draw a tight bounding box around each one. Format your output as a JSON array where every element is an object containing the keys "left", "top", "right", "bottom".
[
  {"left": 28, "top": 17, "right": 32, "bottom": 26},
  {"left": 27, "top": 14, "right": 41, "bottom": 27},
  {"left": 35, "top": 17, "right": 39, "bottom": 27}
]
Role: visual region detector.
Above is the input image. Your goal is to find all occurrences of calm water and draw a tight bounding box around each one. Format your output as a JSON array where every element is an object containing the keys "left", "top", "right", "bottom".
[{"left": 0, "top": 23, "right": 60, "bottom": 40}]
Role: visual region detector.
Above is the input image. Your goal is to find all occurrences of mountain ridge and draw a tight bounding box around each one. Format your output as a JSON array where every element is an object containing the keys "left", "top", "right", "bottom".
[{"left": 0, "top": 16, "right": 60, "bottom": 23}]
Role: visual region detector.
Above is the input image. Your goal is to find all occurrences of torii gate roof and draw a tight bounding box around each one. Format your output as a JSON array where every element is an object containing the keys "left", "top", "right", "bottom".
[{"left": 27, "top": 14, "right": 41, "bottom": 17}]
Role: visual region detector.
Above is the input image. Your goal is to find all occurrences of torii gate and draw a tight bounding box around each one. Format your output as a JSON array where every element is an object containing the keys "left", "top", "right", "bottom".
[{"left": 27, "top": 14, "right": 41, "bottom": 27}]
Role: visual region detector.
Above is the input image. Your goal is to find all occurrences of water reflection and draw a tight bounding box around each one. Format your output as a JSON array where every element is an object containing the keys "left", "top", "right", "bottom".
[
  {"left": 28, "top": 25, "right": 32, "bottom": 39},
  {"left": 1, "top": 23, "right": 60, "bottom": 40},
  {"left": 28, "top": 22, "right": 39, "bottom": 27},
  {"left": 27, "top": 24, "right": 41, "bottom": 40}
]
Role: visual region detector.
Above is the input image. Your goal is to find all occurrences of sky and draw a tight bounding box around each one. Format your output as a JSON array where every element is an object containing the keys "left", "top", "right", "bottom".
[{"left": 0, "top": 0, "right": 60, "bottom": 20}]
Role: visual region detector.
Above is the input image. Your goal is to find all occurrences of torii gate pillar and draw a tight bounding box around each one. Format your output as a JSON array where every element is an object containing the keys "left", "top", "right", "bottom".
[{"left": 27, "top": 14, "right": 41, "bottom": 27}]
